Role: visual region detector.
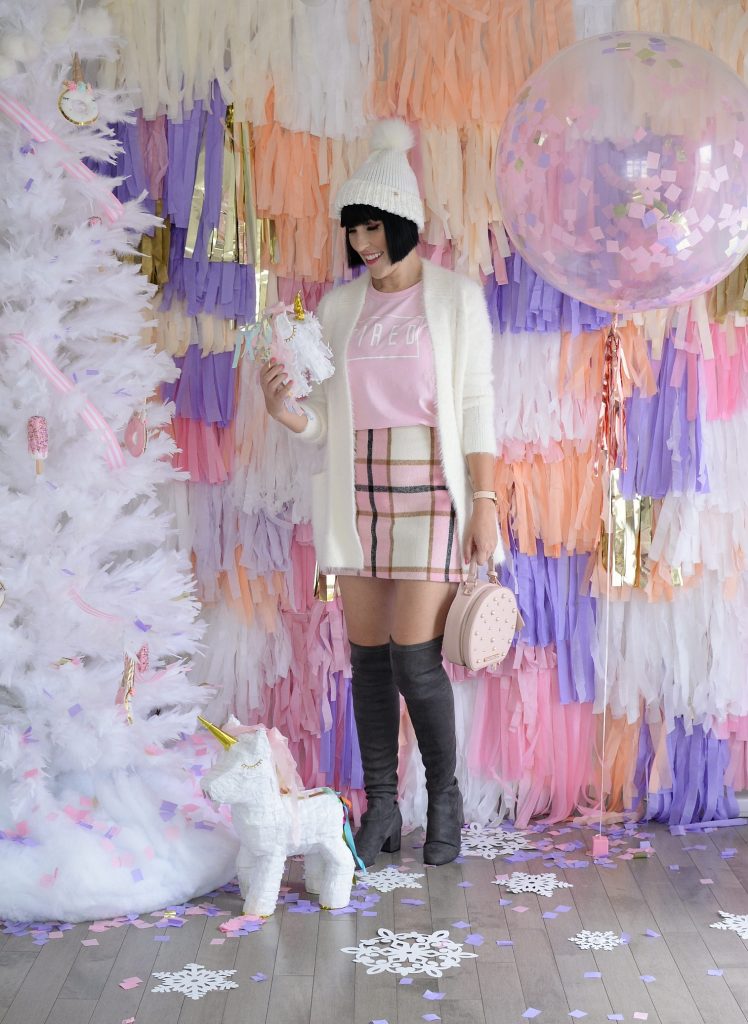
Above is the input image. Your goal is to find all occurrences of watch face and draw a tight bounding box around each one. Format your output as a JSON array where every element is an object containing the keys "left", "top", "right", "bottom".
[{"left": 58, "top": 83, "right": 99, "bottom": 126}]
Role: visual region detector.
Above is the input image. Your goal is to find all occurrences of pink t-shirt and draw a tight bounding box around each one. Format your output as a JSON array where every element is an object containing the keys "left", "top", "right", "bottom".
[{"left": 346, "top": 281, "right": 437, "bottom": 430}]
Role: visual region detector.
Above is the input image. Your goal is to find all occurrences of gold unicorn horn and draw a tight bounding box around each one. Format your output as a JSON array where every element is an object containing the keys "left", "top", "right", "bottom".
[
  {"left": 197, "top": 715, "right": 237, "bottom": 749},
  {"left": 293, "top": 292, "right": 305, "bottom": 321}
]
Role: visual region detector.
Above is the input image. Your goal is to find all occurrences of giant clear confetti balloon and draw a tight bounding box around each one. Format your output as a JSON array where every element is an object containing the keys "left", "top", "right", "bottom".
[{"left": 496, "top": 32, "right": 748, "bottom": 313}]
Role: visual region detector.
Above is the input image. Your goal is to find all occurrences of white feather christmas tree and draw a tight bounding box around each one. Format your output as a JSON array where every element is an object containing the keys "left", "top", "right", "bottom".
[{"left": 0, "top": 0, "right": 236, "bottom": 923}]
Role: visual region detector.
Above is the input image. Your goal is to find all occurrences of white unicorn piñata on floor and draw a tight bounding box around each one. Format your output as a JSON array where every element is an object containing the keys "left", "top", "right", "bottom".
[{"left": 200, "top": 717, "right": 357, "bottom": 917}]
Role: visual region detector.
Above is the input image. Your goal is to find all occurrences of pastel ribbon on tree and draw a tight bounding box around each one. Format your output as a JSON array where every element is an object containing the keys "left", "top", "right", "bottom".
[
  {"left": 9, "top": 334, "right": 125, "bottom": 471},
  {"left": 0, "top": 91, "right": 124, "bottom": 223}
]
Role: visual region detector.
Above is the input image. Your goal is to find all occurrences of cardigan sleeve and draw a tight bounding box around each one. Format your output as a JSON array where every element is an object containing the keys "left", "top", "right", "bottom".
[
  {"left": 295, "top": 293, "right": 331, "bottom": 444},
  {"left": 460, "top": 277, "right": 497, "bottom": 456}
]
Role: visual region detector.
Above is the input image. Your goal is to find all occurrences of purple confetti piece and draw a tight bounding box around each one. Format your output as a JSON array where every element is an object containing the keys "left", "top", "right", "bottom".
[
  {"left": 68, "top": 704, "right": 82, "bottom": 717},
  {"left": 608, "top": 1017, "right": 624, "bottom": 1022},
  {"left": 362, "top": 911, "right": 377, "bottom": 917},
  {"left": 645, "top": 929, "right": 660, "bottom": 938},
  {"left": 452, "top": 920, "right": 470, "bottom": 929},
  {"left": 554, "top": 905, "right": 572, "bottom": 913},
  {"left": 134, "top": 619, "right": 152, "bottom": 632},
  {"left": 499, "top": 899, "right": 513, "bottom": 907},
  {"left": 496, "top": 939, "right": 514, "bottom": 946},
  {"left": 400, "top": 899, "right": 425, "bottom": 906},
  {"left": 399, "top": 978, "right": 413, "bottom": 985},
  {"left": 708, "top": 969, "right": 724, "bottom": 976},
  {"left": 251, "top": 973, "right": 267, "bottom": 982},
  {"left": 542, "top": 912, "right": 558, "bottom": 920},
  {"left": 569, "top": 1012, "right": 587, "bottom": 1019},
  {"left": 24, "top": 178, "right": 33, "bottom": 191},
  {"left": 423, "top": 1016, "right": 441, "bottom": 1023},
  {"left": 329, "top": 907, "right": 356, "bottom": 916},
  {"left": 640, "top": 975, "right": 655, "bottom": 983},
  {"left": 619, "top": 933, "right": 631, "bottom": 944},
  {"left": 153, "top": 935, "right": 170, "bottom": 942},
  {"left": 457, "top": 881, "right": 473, "bottom": 888},
  {"left": 423, "top": 991, "right": 445, "bottom": 1001},
  {"left": 584, "top": 972, "right": 602, "bottom": 979},
  {"left": 465, "top": 934, "right": 484, "bottom": 946},
  {"left": 522, "top": 1010, "right": 542, "bottom": 1019}
]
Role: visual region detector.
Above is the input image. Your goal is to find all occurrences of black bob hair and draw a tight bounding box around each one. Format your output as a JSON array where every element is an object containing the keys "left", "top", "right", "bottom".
[{"left": 340, "top": 204, "right": 420, "bottom": 269}]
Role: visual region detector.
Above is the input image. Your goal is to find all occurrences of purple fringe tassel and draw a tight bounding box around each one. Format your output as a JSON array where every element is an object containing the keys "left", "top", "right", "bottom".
[
  {"left": 619, "top": 333, "right": 708, "bottom": 498},
  {"left": 635, "top": 717, "right": 738, "bottom": 825},
  {"left": 486, "top": 251, "right": 611, "bottom": 336},
  {"left": 162, "top": 346, "right": 236, "bottom": 427}
]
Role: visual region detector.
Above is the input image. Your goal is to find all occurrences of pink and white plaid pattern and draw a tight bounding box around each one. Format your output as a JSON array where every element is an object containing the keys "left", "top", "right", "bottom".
[{"left": 351, "top": 425, "right": 463, "bottom": 582}]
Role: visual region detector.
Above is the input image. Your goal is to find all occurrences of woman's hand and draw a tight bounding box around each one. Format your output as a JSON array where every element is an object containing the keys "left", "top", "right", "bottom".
[
  {"left": 259, "top": 358, "right": 293, "bottom": 420},
  {"left": 463, "top": 499, "right": 498, "bottom": 566}
]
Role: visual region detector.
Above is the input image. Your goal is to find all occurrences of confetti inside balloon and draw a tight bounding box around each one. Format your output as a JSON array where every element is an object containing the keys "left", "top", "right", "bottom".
[
  {"left": 496, "top": 32, "right": 748, "bottom": 313},
  {"left": 27, "top": 415, "right": 48, "bottom": 474}
]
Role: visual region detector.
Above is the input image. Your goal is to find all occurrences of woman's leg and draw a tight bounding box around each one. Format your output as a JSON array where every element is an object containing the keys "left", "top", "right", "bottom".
[
  {"left": 337, "top": 575, "right": 402, "bottom": 866},
  {"left": 389, "top": 581, "right": 462, "bottom": 865}
]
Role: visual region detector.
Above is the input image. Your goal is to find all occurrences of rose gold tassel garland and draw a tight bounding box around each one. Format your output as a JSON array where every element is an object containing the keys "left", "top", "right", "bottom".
[{"left": 593, "top": 317, "right": 630, "bottom": 476}]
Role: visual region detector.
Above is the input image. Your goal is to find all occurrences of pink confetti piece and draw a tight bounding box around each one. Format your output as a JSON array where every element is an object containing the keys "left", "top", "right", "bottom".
[
  {"left": 122, "top": 1019, "right": 135, "bottom": 1024},
  {"left": 81, "top": 939, "right": 99, "bottom": 946},
  {"left": 700, "top": 879, "right": 714, "bottom": 885},
  {"left": 708, "top": 969, "right": 724, "bottom": 976},
  {"left": 423, "top": 990, "right": 445, "bottom": 1001},
  {"left": 633, "top": 1014, "right": 648, "bottom": 1020},
  {"left": 118, "top": 977, "right": 142, "bottom": 990},
  {"left": 633, "top": 127, "right": 647, "bottom": 142},
  {"left": 646, "top": 151, "right": 660, "bottom": 169},
  {"left": 511, "top": 906, "right": 529, "bottom": 914},
  {"left": 522, "top": 1009, "right": 542, "bottom": 1019},
  {"left": 210, "top": 938, "right": 225, "bottom": 945}
]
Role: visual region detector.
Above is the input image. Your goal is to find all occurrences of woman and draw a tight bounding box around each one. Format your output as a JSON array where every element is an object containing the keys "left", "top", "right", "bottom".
[{"left": 260, "top": 119, "right": 498, "bottom": 867}]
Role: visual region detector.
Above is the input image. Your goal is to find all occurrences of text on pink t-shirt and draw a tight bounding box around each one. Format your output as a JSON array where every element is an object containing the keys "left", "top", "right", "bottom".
[{"left": 346, "top": 281, "right": 437, "bottom": 430}]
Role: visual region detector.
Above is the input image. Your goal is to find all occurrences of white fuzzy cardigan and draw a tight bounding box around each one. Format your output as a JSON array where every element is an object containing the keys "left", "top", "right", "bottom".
[{"left": 297, "top": 259, "right": 498, "bottom": 571}]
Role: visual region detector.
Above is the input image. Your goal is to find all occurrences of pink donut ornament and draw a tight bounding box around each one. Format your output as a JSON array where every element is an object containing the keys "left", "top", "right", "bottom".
[{"left": 124, "top": 412, "right": 148, "bottom": 457}]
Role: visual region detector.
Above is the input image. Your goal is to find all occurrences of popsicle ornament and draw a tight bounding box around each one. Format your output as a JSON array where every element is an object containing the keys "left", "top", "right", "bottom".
[{"left": 27, "top": 415, "right": 48, "bottom": 474}]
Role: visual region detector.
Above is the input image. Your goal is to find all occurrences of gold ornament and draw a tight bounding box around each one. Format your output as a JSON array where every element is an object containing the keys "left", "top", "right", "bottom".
[{"left": 197, "top": 715, "right": 237, "bottom": 749}]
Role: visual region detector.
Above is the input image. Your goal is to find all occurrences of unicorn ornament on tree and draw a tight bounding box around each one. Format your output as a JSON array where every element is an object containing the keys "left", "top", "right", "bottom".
[{"left": 200, "top": 717, "right": 358, "bottom": 917}]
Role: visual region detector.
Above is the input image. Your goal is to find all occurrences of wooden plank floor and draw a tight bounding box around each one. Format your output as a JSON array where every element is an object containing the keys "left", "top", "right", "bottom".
[{"left": 5, "top": 821, "right": 748, "bottom": 1024}]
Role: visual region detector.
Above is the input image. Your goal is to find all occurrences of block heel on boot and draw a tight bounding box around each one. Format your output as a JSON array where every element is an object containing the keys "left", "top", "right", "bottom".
[{"left": 355, "top": 804, "right": 402, "bottom": 866}]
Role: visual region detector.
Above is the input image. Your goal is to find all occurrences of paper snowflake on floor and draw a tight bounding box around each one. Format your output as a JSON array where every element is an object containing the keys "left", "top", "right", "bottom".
[
  {"left": 460, "top": 822, "right": 534, "bottom": 859},
  {"left": 356, "top": 865, "right": 425, "bottom": 892},
  {"left": 151, "top": 963, "right": 238, "bottom": 1000},
  {"left": 494, "top": 872, "right": 573, "bottom": 898},
  {"left": 710, "top": 912, "right": 748, "bottom": 940},
  {"left": 568, "top": 930, "right": 622, "bottom": 951},
  {"left": 341, "top": 927, "right": 478, "bottom": 977}
]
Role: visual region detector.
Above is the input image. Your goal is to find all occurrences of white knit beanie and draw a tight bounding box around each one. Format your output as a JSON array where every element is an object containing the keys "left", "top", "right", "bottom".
[{"left": 334, "top": 119, "right": 425, "bottom": 231}]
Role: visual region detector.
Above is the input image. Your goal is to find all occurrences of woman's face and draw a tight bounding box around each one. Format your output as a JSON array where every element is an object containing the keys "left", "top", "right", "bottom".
[{"left": 346, "top": 220, "right": 392, "bottom": 280}]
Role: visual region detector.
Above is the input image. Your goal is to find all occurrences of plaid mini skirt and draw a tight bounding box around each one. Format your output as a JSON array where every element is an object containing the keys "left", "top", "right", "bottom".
[{"left": 346, "top": 425, "right": 463, "bottom": 582}]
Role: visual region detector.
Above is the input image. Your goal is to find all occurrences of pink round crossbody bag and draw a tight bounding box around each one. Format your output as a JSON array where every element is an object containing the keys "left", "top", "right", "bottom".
[{"left": 443, "top": 557, "right": 524, "bottom": 670}]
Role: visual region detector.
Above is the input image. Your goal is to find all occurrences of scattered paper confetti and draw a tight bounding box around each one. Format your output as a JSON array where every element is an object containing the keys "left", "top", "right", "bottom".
[
  {"left": 640, "top": 975, "right": 656, "bottom": 983},
  {"left": 645, "top": 929, "right": 660, "bottom": 938},
  {"left": 465, "top": 934, "right": 484, "bottom": 946},
  {"left": 81, "top": 938, "right": 99, "bottom": 946},
  {"left": 708, "top": 968, "right": 724, "bottom": 976},
  {"left": 569, "top": 1012, "right": 587, "bottom": 1019},
  {"left": 522, "top": 1009, "right": 542, "bottom": 1018},
  {"left": 633, "top": 1014, "right": 648, "bottom": 1021},
  {"left": 423, "top": 990, "right": 445, "bottom": 1000},
  {"left": 119, "top": 977, "right": 142, "bottom": 990},
  {"left": 251, "top": 973, "right": 267, "bottom": 982},
  {"left": 452, "top": 920, "right": 470, "bottom": 929},
  {"left": 584, "top": 972, "right": 602, "bottom": 979},
  {"left": 423, "top": 1015, "right": 441, "bottom": 1022}
]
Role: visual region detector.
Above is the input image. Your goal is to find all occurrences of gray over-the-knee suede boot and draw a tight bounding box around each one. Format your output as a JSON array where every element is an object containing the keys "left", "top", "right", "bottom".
[
  {"left": 390, "top": 636, "right": 463, "bottom": 866},
  {"left": 350, "top": 640, "right": 402, "bottom": 867}
]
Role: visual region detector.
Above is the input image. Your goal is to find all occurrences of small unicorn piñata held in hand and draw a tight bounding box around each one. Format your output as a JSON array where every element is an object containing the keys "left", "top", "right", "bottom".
[{"left": 199, "top": 717, "right": 358, "bottom": 917}]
